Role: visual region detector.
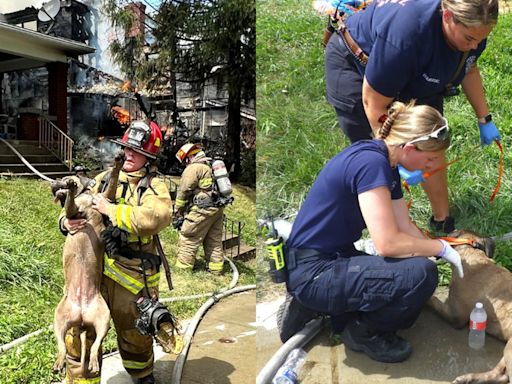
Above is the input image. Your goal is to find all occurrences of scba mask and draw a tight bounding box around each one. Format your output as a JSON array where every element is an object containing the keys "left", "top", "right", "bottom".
[{"left": 134, "top": 297, "right": 183, "bottom": 354}]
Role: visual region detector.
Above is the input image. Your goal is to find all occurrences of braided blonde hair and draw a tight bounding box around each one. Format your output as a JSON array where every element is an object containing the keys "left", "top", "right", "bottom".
[{"left": 377, "top": 101, "right": 450, "bottom": 152}]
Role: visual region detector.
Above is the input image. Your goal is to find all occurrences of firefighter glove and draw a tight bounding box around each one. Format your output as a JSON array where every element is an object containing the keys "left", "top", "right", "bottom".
[
  {"left": 101, "top": 224, "right": 129, "bottom": 257},
  {"left": 437, "top": 239, "right": 464, "bottom": 278},
  {"left": 172, "top": 217, "right": 185, "bottom": 230},
  {"left": 398, "top": 165, "right": 425, "bottom": 186},
  {"left": 478, "top": 120, "right": 500, "bottom": 146}
]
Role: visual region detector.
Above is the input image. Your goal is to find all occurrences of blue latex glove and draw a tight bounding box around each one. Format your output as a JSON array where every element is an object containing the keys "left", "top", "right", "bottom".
[
  {"left": 478, "top": 120, "right": 500, "bottom": 146},
  {"left": 398, "top": 165, "right": 425, "bottom": 186}
]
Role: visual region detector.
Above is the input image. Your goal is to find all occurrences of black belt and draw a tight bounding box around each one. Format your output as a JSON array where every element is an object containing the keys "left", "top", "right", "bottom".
[{"left": 287, "top": 245, "right": 357, "bottom": 270}]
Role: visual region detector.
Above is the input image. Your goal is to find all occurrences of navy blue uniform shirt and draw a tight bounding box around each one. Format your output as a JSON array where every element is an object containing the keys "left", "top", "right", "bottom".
[
  {"left": 287, "top": 140, "right": 402, "bottom": 253},
  {"left": 345, "top": 0, "right": 486, "bottom": 100}
]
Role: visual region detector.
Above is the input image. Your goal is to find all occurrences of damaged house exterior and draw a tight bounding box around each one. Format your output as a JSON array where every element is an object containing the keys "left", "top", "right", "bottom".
[{"left": 0, "top": 0, "right": 255, "bottom": 181}]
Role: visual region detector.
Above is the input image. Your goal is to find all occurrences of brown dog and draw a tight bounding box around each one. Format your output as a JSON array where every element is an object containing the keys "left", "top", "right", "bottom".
[
  {"left": 51, "top": 153, "right": 123, "bottom": 375},
  {"left": 428, "top": 230, "right": 512, "bottom": 384}
]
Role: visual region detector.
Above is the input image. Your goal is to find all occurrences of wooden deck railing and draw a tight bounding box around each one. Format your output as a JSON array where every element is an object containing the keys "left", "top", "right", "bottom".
[{"left": 38, "top": 116, "right": 74, "bottom": 171}]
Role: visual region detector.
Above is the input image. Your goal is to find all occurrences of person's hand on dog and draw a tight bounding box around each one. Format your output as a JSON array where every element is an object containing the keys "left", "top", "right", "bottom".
[
  {"left": 92, "top": 194, "right": 112, "bottom": 215},
  {"left": 63, "top": 218, "right": 87, "bottom": 234},
  {"left": 438, "top": 239, "right": 464, "bottom": 278}
]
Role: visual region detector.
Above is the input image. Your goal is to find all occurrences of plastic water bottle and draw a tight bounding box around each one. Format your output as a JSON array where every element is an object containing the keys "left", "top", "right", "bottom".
[
  {"left": 272, "top": 348, "right": 307, "bottom": 384},
  {"left": 468, "top": 302, "right": 487, "bottom": 349}
]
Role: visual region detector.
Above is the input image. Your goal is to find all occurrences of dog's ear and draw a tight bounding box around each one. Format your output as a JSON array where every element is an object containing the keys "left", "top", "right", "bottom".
[{"left": 481, "top": 237, "right": 496, "bottom": 259}]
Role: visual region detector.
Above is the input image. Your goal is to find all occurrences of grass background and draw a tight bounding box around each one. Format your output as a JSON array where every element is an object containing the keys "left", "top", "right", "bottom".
[
  {"left": 256, "top": 0, "right": 512, "bottom": 296},
  {"left": 0, "top": 178, "right": 255, "bottom": 383}
]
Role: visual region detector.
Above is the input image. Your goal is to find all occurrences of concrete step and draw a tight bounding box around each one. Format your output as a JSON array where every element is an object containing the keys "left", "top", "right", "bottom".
[
  {"left": 0, "top": 140, "right": 56, "bottom": 156},
  {"left": 0, "top": 171, "right": 73, "bottom": 179},
  {"left": 224, "top": 242, "right": 256, "bottom": 261},
  {"left": 0, "top": 153, "right": 57, "bottom": 164},
  {"left": 0, "top": 163, "right": 69, "bottom": 173}
]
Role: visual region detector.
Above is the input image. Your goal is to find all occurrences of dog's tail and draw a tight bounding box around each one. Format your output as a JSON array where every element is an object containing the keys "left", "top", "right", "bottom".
[{"left": 80, "top": 329, "right": 87, "bottom": 376}]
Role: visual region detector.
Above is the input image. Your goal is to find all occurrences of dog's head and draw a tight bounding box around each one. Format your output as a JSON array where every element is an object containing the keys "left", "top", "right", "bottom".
[
  {"left": 51, "top": 175, "right": 95, "bottom": 207},
  {"left": 447, "top": 229, "right": 496, "bottom": 259}
]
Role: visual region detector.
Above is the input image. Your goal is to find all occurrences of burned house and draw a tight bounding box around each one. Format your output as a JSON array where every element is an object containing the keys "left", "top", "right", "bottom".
[{"left": 1, "top": 0, "right": 255, "bottom": 180}]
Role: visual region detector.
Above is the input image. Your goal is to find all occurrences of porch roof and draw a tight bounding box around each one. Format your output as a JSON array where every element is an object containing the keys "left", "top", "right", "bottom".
[{"left": 0, "top": 21, "right": 95, "bottom": 72}]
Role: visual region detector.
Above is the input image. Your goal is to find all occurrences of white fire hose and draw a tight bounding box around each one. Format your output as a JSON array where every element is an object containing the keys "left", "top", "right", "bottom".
[{"left": 0, "top": 138, "right": 57, "bottom": 182}]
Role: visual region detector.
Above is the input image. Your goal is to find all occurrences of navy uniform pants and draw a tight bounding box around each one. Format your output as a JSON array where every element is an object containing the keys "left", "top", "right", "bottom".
[
  {"left": 324, "top": 32, "right": 444, "bottom": 143},
  {"left": 286, "top": 248, "right": 438, "bottom": 333}
]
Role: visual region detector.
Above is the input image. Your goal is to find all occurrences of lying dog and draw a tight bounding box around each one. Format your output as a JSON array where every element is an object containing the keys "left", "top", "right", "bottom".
[
  {"left": 428, "top": 230, "right": 512, "bottom": 384},
  {"left": 51, "top": 153, "right": 123, "bottom": 375}
]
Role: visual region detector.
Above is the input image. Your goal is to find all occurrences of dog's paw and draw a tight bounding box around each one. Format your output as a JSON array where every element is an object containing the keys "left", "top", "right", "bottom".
[
  {"left": 113, "top": 151, "right": 125, "bottom": 169},
  {"left": 65, "top": 178, "right": 78, "bottom": 192},
  {"left": 88, "top": 357, "right": 100, "bottom": 374},
  {"left": 52, "top": 358, "right": 65, "bottom": 373}
]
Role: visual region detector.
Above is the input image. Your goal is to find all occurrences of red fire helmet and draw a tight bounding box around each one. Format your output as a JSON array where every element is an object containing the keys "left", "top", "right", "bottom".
[
  {"left": 176, "top": 143, "right": 202, "bottom": 163},
  {"left": 113, "top": 120, "right": 162, "bottom": 159}
]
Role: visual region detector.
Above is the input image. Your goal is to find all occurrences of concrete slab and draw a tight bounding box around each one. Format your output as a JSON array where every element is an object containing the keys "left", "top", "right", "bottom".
[
  {"left": 257, "top": 294, "right": 506, "bottom": 384},
  {"left": 100, "top": 291, "right": 255, "bottom": 384}
]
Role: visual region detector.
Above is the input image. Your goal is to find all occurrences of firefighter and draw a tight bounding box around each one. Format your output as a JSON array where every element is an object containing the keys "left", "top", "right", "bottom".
[
  {"left": 173, "top": 143, "right": 225, "bottom": 274},
  {"left": 325, "top": 0, "right": 500, "bottom": 233},
  {"left": 60, "top": 120, "right": 171, "bottom": 384}
]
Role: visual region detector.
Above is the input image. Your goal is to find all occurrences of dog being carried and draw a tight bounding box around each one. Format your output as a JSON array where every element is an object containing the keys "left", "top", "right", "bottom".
[{"left": 51, "top": 153, "right": 124, "bottom": 376}]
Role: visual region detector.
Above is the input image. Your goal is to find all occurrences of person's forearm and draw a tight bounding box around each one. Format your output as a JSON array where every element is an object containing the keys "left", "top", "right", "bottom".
[
  {"left": 461, "top": 65, "right": 489, "bottom": 120},
  {"left": 362, "top": 77, "right": 394, "bottom": 133},
  {"left": 376, "top": 232, "right": 442, "bottom": 258}
]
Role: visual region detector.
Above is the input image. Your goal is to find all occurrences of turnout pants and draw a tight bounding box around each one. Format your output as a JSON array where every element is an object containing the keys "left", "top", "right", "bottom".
[
  {"left": 287, "top": 249, "right": 438, "bottom": 333},
  {"left": 65, "top": 275, "right": 159, "bottom": 382},
  {"left": 177, "top": 207, "right": 225, "bottom": 272}
]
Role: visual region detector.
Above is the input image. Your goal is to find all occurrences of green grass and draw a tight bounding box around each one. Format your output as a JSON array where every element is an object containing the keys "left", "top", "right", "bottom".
[
  {"left": 257, "top": 1, "right": 512, "bottom": 273},
  {"left": 0, "top": 177, "right": 255, "bottom": 383}
]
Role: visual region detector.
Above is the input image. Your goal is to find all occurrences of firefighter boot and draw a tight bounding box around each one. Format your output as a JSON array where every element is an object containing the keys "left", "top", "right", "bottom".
[{"left": 133, "top": 373, "right": 155, "bottom": 384}]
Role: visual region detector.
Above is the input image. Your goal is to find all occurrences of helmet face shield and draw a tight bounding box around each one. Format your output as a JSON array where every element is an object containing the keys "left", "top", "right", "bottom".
[
  {"left": 126, "top": 123, "right": 151, "bottom": 148},
  {"left": 112, "top": 120, "right": 163, "bottom": 159}
]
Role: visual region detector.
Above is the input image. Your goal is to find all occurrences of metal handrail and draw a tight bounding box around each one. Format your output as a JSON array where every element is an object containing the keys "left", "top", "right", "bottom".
[
  {"left": 38, "top": 116, "right": 74, "bottom": 171},
  {"left": 223, "top": 216, "right": 245, "bottom": 258}
]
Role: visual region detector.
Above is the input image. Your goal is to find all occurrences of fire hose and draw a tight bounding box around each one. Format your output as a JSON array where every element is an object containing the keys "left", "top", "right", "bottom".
[
  {"left": 256, "top": 317, "right": 326, "bottom": 384},
  {"left": 0, "top": 141, "right": 256, "bottom": 382},
  {"left": 0, "top": 255, "right": 256, "bottom": 384},
  {"left": 0, "top": 138, "right": 57, "bottom": 182}
]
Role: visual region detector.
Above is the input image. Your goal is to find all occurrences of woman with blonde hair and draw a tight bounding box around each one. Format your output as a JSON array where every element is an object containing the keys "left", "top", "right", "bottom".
[
  {"left": 278, "top": 101, "right": 464, "bottom": 363},
  {"left": 325, "top": 0, "right": 501, "bottom": 233}
]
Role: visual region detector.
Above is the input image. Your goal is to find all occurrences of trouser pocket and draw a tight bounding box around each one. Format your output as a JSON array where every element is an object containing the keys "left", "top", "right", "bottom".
[{"left": 345, "top": 264, "right": 397, "bottom": 313}]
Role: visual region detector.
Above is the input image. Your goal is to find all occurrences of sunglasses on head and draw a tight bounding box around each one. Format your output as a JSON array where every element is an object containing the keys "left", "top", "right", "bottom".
[{"left": 408, "top": 118, "right": 450, "bottom": 146}]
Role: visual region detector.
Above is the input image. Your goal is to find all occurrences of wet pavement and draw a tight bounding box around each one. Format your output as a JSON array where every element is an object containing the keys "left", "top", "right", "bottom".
[
  {"left": 257, "top": 291, "right": 506, "bottom": 384},
  {"left": 100, "top": 291, "right": 256, "bottom": 384}
]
